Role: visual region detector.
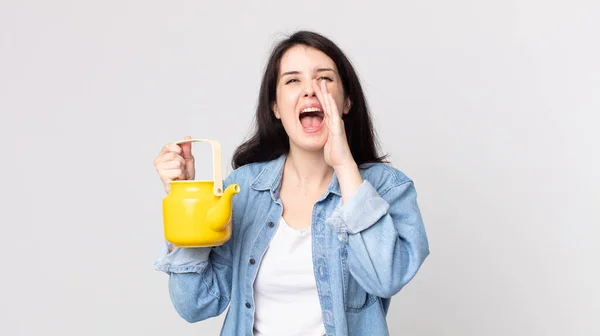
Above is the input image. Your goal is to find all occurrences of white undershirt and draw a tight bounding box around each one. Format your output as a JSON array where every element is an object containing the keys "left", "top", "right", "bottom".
[{"left": 252, "top": 217, "right": 326, "bottom": 336}]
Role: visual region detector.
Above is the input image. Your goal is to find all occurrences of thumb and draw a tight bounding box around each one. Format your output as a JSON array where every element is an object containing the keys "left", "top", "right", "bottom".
[{"left": 180, "top": 135, "right": 193, "bottom": 160}]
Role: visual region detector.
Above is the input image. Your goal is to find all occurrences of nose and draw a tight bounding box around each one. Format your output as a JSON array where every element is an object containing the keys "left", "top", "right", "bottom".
[{"left": 303, "top": 81, "right": 316, "bottom": 97}]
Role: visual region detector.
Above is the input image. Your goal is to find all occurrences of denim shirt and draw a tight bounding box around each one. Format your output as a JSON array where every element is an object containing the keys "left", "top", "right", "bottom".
[{"left": 153, "top": 154, "right": 430, "bottom": 336}]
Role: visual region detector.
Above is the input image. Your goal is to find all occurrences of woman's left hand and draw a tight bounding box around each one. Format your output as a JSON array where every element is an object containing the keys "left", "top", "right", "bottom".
[{"left": 312, "top": 79, "right": 356, "bottom": 170}]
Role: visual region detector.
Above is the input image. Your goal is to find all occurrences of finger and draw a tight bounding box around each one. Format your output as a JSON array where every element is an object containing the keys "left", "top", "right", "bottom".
[
  {"left": 327, "top": 92, "right": 341, "bottom": 126},
  {"left": 154, "top": 144, "right": 183, "bottom": 166},
  {"left": 180, "top": 135, "right": 193, "bottom": 160},
  {"left": 159, "top": 143, "right": 181, "bottom": 156},
  {"left": 155, "top": 151, "right": 181, "bottom": 164},
  {"left": 158, "top": 145, "right": 169, "bottom": 156},
  {"left": 164, "top": 143, "right": 182, "bottom": 156},
  {"left": 312, "top": 80, "right": 332, "bottom": 132},
  {"left": 312, "top": 79, "right": 327, "bottom": 114},
  {"left": 160, "top": 157, "right": 185, "bottom": 170},
  {"left": 319, "top": 80, "right": 331, "bottom": 118},
  {"left": 162, "top": 168, "right": 184, "bottom": 181},
  {"left": 185, "top": 164, "right": 195, "bottom": 180}
]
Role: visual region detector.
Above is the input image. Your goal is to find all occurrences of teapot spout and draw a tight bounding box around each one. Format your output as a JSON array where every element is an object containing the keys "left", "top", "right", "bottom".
[{"left": 206, "top": 183, "right": 241, "bottom": 231}]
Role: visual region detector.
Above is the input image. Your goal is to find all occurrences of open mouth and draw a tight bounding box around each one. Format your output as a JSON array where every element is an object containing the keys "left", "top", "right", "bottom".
[{"left": 299, "top": 107, "right": 324, "bottom": 133}]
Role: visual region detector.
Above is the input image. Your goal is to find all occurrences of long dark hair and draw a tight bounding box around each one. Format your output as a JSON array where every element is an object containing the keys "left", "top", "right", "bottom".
[{"left": 232, "top": 30, "right": 388, "bottom": 169}]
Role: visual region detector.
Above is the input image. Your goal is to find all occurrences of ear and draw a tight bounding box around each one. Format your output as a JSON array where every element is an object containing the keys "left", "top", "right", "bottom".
[
  {"left": 343, "top": 97, "right": 352, "bottom": 115},
  {"left": 272, "top": 102, "right": 281, "bottom": 119}
]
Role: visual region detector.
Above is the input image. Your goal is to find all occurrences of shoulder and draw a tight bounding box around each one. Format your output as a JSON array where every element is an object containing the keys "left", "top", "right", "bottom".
[{"left": 358, "top": 162, "right": 413, "bottom": 194}]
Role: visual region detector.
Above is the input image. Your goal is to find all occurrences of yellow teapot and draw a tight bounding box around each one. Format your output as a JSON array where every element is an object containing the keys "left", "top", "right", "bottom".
[{"left": 162, "top": 138, "right": 240, "bottom": 247}]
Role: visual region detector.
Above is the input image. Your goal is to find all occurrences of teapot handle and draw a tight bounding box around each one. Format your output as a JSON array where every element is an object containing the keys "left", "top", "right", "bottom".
[{"left": 174, "top": 138, "right": 224, "bottom": 197}]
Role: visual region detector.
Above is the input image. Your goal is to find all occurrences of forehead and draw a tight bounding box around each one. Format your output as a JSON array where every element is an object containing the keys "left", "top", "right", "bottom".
[{"left": 279, "top": 45, "right": 337, "bottom": 73}]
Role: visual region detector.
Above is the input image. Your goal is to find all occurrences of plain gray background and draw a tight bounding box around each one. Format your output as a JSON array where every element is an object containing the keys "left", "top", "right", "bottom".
[{"left": 1, "top": 0, "right": 598, "bottom": 335}]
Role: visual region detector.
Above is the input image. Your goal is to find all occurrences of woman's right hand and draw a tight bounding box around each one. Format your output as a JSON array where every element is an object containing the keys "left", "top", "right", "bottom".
[{"left": 154, "top": 136, "right": 195, "bottom": 194}]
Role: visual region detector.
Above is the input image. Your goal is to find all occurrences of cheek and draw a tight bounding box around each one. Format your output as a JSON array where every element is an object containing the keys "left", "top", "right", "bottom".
[{"left": 278, "top": 89, "right": 301, "bottom": 114}]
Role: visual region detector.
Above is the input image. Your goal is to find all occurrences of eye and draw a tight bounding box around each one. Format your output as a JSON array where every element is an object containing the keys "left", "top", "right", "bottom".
[
  {"left": 318, "top": 76, "right": 333, "bottom": 82},
  {"left": 285, "top": 78, "right": 299, "bottom": 84}
]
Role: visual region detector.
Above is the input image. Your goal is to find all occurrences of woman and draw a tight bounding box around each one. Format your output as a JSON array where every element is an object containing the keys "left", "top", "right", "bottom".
[{"left": 153, "top": 30, "right": 430, "bottom": 336}]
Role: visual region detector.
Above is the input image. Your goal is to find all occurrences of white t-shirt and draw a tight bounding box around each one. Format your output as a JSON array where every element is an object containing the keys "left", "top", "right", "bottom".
[{"left": 252, "top": 217, "right": 326, "bottom": 336}]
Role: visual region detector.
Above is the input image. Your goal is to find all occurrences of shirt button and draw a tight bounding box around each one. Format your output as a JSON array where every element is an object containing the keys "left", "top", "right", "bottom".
[
  {"left": 267, "top": 221, "right": 274, "bottom": 228},
  {"left": 245, "top": 302, "right": 251, "bottom": 308},
  {"left": 249, "top": 258, "right": 255, "bottom": 265}
]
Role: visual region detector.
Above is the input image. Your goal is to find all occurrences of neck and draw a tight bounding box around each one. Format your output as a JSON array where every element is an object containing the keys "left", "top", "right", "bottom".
[{"left": 284, "top": 147, "right": 333, "bottom": 191}]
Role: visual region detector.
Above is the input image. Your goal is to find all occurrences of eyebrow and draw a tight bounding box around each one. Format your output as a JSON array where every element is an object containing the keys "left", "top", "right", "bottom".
[{"left": 280, "top": 68, "right": 337, "bottom": 77}]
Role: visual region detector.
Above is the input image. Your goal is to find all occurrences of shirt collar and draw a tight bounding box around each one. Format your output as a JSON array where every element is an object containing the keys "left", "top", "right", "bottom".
[{"left": 250, "top": 153, "right": 342, "bottom": 199}]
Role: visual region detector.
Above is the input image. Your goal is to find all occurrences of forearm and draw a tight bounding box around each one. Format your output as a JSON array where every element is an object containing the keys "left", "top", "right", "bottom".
[
  {"left": 153, "top": 243, "right": 233, "bottom": 322},
  {"left": 334, "top": 161, "right": 363, "bottom": 204},
  {"left": 168, "top": 261, "right": 232, "bottom": 322}
]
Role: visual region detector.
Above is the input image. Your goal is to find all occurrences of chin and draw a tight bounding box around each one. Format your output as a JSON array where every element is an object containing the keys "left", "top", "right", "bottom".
[{"left": 290, "top": 134, "right": 327, "bottom": 153}]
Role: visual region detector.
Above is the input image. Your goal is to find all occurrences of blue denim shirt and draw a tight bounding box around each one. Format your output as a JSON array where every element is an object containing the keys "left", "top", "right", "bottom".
[{"left": 153, "top": 154, "right": 430, "bottom": 335}]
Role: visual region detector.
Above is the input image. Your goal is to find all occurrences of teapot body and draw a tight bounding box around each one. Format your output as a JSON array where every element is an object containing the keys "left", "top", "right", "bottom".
[{"left": 162, "top": 181, "right": 232, "bottom": 247}]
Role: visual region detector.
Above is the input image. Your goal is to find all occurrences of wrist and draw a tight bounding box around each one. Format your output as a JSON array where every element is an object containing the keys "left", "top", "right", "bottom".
[
  {"left": 332, "top": 159, "right": 358, "bottom": 174},
  {"left": 334, "top": 161, "right": 363, "bottom": 203}
]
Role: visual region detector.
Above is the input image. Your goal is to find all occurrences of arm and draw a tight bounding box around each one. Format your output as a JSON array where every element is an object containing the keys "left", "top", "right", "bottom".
[
  {"left": 153, "top": 178, "right": 236, "bottom": 322},
  {"left": 154, "top": 241, "right": 233, "bottom": 322},
  {"left": 327, "top": 165, "right": 430, "bottom": 298}
]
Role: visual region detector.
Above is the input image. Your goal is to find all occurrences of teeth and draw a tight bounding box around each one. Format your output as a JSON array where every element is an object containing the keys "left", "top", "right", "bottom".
[{"left": 301, "top": 107, "right": 322, "bottom": 113}]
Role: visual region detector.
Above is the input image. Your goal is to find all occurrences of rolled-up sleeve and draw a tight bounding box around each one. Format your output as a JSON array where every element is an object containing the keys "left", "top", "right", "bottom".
[
  {"left": 326, "top": 180, "right": 391, "bottom": 241},
  {"left": 153, "top": 241, "right": 212, "bottom": 274}
]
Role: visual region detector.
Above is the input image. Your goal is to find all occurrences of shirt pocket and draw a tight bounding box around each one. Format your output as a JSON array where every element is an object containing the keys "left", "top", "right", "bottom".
[{"left": 339, "top": 245, "right": 378, "bottom": 313}]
